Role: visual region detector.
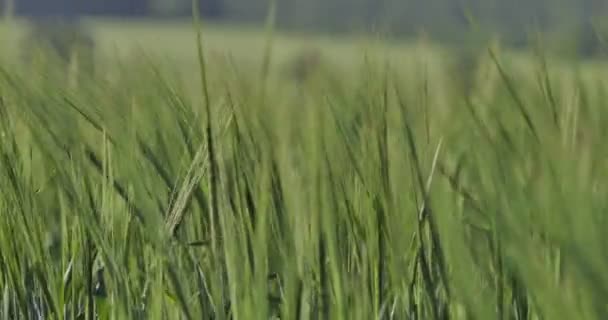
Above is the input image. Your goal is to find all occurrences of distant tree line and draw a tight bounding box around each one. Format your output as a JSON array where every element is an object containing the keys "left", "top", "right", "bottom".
[
  {"left": 12, "top": 0, "right": 222, "bottom": 18},
  {"left": 237, "top": 0, "right": 608, "bottom": 55},
  {"left": 5, "top": 0, "right": 608, "bottom": 54}
]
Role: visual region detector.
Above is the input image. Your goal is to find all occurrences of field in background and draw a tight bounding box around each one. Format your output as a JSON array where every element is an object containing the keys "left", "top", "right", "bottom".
[
  {"left": 1, "top": 17, "right": 608, "bottom": 320},
  {"left": 1, "top": 18, "right": 418, "bottom": 68},
  {"left": 1, "top": 18, "right": 606, "bottom": 77}
]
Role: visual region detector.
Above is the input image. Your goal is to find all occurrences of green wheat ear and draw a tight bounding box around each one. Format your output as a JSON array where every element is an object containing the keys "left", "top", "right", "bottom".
[{"left": 0, "top": 12, "right": 607, "bottom": 320}]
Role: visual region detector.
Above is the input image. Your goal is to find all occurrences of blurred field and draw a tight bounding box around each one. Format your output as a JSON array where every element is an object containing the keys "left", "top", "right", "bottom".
[
  {"left": 1, "top": 18, "right": 606, "bottom": 91},
  {"left": 1, "top": 18, "right": 607, "bottom": 85},
  {"left": 2, "top": 16, "right": 608, "bottom": 320},
  {"left": 1, "top": 18, "right": 406, "bottom": 69}
]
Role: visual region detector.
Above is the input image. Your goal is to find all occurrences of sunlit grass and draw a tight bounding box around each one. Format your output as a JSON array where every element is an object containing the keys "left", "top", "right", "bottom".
[{"left": 1, "top": 16, "right": 608, "bottom": 319}]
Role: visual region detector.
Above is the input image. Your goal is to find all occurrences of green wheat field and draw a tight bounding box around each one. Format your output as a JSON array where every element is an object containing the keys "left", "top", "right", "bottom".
[{"left": 1, "top": 14, "right": 608, "bottom": 320}]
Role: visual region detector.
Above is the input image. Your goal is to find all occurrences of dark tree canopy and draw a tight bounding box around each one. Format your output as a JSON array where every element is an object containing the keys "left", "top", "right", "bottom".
[
  {"left": 16, "top": 0, "right": 80, "bottom": 18},
  {"left": 15, "top": 0, "right": 223, "bottom": 18},
  {"left": 10, "top": 0, "right": 608, "bottom": 55}
]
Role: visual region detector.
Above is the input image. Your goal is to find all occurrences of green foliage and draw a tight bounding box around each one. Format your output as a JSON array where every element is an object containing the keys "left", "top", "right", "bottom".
[
  {"left": 20, "top": 19, "right": 95, "bottom": 74},
  {"left": 11, "top": 0, "right": 608, "bottom": 52},
  {"left": 222, "top": 0, "right": 608, "bottom": 50},
  {"left": 148, "top": 0, "right": 190, "bottom": 16},
  {"left": 282, "top": 46, "right": 325, "bottom": 83},
  {"left": 148, "top": 0, "right": 222, "bottom": 17},
  {"left": 1, "top": 22, "right": 608, "bottom": 319}
]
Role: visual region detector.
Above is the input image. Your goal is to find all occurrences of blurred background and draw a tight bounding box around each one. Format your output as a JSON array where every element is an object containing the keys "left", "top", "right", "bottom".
[
  {"left": 0, "top": 0, "right": 606, "bottom": 85},
  {"left": 2, "top": 0, "right": 606, "bottom": 54}
]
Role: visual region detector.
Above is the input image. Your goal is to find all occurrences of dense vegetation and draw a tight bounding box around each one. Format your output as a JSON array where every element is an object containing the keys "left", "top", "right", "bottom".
[{"left": 1, "top": 12, "right": 608, "bottom": 319}]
